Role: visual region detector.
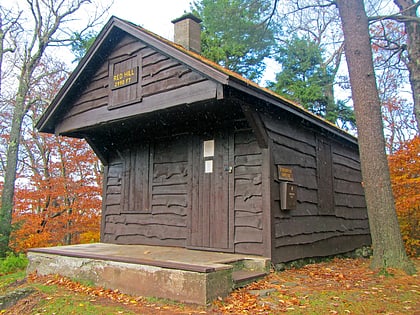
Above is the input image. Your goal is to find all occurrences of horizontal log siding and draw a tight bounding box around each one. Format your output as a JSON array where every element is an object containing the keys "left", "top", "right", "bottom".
[
  {"left": 102, "top": 135, "right": 190, "bottom": 246},
  {"left": 262, "top": 112, "right": 370, "bottom": 263},
  {"left": 60, "top": 34, "right": 208, "bottom": 130},
  {"left": 233, "top": 127, "right": 265, "bottom": 255}
]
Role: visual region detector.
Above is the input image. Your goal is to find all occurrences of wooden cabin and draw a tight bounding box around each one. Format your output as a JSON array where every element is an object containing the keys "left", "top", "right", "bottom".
[{"left": 37, "top": 15, "right": 371, "bottom": 264}]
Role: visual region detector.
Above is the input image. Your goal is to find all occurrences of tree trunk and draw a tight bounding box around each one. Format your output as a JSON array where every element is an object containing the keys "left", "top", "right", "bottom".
[
  {"left": 393, "top": 0, "right": 420, "bottom": 132},
  {"left": 336, "top": 0, "right": 415, "bottom": 274},
  {"left": 324, "top": 73, "right": 337, "bottom": 123},
  {"left": 0, "top": 91, "right": 27, "bottom": 255}
]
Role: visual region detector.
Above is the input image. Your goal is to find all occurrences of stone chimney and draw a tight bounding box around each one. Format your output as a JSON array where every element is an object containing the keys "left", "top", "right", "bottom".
[{"left": 171, "top": 13, "right": 202, "bottom": 54}]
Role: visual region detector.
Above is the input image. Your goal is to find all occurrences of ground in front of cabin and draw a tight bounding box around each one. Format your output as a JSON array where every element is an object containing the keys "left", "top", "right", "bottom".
[{"left": 1, "top": 257, "right": 419, "bottom": 314}]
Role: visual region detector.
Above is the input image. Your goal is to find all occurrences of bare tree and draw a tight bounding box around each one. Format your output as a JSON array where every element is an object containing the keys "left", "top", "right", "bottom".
[
  {"left": 336, "top": 0, "right": 414, "bottom": 273},
  {"left": 0, "top": 7, "right": 22, "bottom": 96},
  {"left": 393, "top": 0, "right": 420, "bottom": 131},
  {"left": 276, "top": 0, "right": 419, "bottom": 137},
  {"left": 273, "top": 0, "right": 416, "bottom": 273},
  {"left": 0, "top": 0, "right": 111, "bottom": 255},
  {"left": 369, "top": 0, "right": 420, "bottom": 131}
]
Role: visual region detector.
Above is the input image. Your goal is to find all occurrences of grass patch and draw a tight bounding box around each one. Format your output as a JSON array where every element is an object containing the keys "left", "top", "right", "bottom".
[
  {"left": 33, "top": 290, "right": 137, "bottom": 315},
  {"left": 0, "top": 253, "right": 28, "bottom": 275},
  {"left": 288, "top": 288, "right": 419, "bottom": 315},
  {"left": 143, "top": 295, "right": 187, "bottom": 308},
  {"left": 31, "top": 282, "right": 60, "bottom": 294},
  {"left": 2, "top": 257, "right": 418, "bottom": 314},
  {"left": 0, "top": 270, "right": 26, "bottom": 292}
]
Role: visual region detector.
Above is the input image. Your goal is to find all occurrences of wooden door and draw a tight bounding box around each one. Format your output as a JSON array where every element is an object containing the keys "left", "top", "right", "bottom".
[{"left": 189, "top": 132, "right": 233, "bottom": 250}]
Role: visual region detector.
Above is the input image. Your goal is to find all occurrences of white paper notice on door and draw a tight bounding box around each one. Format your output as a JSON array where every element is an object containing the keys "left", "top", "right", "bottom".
[
  {"left": 205, "top": 160, "right": 213, "bottom": 173},
  {"left": 203, "top": 140, "right": 214, "bottom": 157}
]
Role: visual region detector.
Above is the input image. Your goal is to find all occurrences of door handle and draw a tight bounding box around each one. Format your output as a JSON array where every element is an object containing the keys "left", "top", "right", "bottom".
[{"left": 224, "top": 166, "right": 233, "bottom": 173}]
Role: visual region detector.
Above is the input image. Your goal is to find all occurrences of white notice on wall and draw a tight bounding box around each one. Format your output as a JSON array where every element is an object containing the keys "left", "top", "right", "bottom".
[
  {"left": 205, "top": 160, "right": 213, "bottom": 173},
  {"left": 203, "top": 140, "right": 215, "bottom": 157}
]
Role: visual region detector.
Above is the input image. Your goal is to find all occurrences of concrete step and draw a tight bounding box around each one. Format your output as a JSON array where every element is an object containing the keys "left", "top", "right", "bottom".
[
  {"left": 232, "top": 270, "right": 267, "bottom": 288},
  {"left": 225, "top": 257, "right": 270, "bottom": 273}
]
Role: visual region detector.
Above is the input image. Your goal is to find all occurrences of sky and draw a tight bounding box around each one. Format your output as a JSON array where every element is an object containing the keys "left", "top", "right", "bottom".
[
  {"left": 4, "top": 0, "right": 276, "bottom": 84},
  {"left": 108, "top": 0, "right": 277, "bottom": 83},
  {"left": 110, "top": 0, "right": 192, "bottom": 41}
]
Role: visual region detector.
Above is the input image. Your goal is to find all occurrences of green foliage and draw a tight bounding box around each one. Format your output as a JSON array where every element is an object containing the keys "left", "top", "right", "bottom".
[
  {"left": 0, "top": 252, "right": 28, "bottom": 275},
  {"left": 191, "top": 0, "right": 275, "bottom": 81},
  {"left": 70, "top": 31, "right": 97, "bottom": 63},
  {"left": 269, "top": 37, "right": 355, "bottom": 128},
  {"left": 328, "top": 100, "right": 356, "bottom": 130},
  {"left": 0, "top": 222, "right": 23, "bottom": 258},
  {"left": 0, "top": 207, "right": 13, "bottom": 257},
  {"left": 270, "top": 37, "right": 328, "bottom": 106}
]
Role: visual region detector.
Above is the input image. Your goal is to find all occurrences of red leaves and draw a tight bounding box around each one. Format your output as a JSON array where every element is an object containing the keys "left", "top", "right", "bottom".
[
  {"left": 215, "top": 290, "right": 273, "bottom": 314},
  {"left": 32, "top": 274, "right": 141, "bottom": 304},
  {"left": 388, "top": 136, "right": 420, "bottom": 256},
  {"left": 28, "top": 273, "right": 206, "bottom": 314},
  {"left": 10, "top": 135, "right": 102, "bottom": 252},
  {"left": 213, "top": 257, "right": 420, "bottom": 314}
]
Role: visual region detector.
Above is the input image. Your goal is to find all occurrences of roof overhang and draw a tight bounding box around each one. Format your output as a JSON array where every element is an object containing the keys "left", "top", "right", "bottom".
[{"left": 37, "top": 16, "right": 358, "bottom": 147}]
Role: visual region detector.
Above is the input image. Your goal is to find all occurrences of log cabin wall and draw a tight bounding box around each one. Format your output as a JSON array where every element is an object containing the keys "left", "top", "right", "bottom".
[
  {"left": 260, "top": 110, "right": 371, "bottom": 263},
  {"left": 99, "top": 108, "right": 269, "bottom": 254},
  {"left": 233, "top": 120, "right": 265, "bottom": 255},
  {"left": 38, "top": 17, "right": 371, "bottom": 261},
  {"left": 102, "top": 134, "right": 191, "bottom": 246},
  {"left": 55, "top": 32, "right": 212, "bottom": 135}
]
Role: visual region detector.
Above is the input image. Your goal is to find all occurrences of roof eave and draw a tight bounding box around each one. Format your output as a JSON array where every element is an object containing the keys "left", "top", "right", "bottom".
[
  {"left": 36, "top": 16, "right": 121, "bottom": 133},
  {"left": 37, "top": 16, "right": 357, "bottom": 146},
  {"left": 113, "top": 18, "right": 230, "bottom": 84},
  {"left": 36, "top": 16, "right": 230, "bottom": 134},
  {"left": 226, "top": 76, "right": 358, "bottom": 145}
]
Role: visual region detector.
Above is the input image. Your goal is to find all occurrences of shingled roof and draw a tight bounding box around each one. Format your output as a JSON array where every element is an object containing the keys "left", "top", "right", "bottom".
[{"left": 37, "top": 16, "right": 357, "bottom": 144}]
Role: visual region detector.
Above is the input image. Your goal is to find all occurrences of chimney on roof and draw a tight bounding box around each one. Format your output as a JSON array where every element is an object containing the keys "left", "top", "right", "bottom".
[{"left": 171, "top": 13, "right": 202, "bottom": 54}]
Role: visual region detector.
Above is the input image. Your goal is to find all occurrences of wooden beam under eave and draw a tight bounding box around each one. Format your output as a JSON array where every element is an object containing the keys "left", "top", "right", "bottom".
[
  {"left": 261, "top": 142, "right": 274, "bottom": 260},
  {"left": 237, "top": 101, "right": 269, "bottom": 149},
  {"left": 85, "top": 136, "right": 108, "bottom": 166},
  {"left": 55, "top": 80, "right": 221, "bottom": 135}
]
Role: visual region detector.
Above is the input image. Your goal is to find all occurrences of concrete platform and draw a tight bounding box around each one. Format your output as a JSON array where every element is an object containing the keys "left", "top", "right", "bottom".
[{"left": 27, "top": 243, "right": 270, "bottom": 305}]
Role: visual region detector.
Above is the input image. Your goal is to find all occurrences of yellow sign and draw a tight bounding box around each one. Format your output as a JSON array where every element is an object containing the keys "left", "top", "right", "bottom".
[
  {"left": 278, "top": 166, "right": 294, "bottom": 181},
  {"left": 112, "top": 67, "right": 138, "bottom": 89}
]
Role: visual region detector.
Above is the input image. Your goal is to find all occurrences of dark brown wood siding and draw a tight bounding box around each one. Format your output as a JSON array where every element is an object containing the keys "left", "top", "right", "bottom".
[
  {"left": 101, "top": 112, "right": 269, "bottom": 254},
  {"left": 261, "top": 111, "right": 370, "bottom": 263},
  {"left": 41, "top": 17, "right": 372, "bottom": 260},
  {"left": 233, "top": 124, "right": 265, "bottom": 255},
  {"left": 56, "top": 34, "right": 216, "bottom": 134},
  {"left": 102, "top": 134, "right": 190, "bottom": 246}
]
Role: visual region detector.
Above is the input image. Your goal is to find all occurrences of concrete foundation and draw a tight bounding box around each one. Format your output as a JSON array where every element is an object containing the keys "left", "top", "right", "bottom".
[{"left": 27, "top": 243, "right": 270, "bottom": 305}]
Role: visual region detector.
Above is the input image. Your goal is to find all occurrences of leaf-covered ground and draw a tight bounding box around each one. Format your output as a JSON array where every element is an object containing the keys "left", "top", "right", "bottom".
[{"left": 1, "top": 257, "right": 419, "bottom": 314}]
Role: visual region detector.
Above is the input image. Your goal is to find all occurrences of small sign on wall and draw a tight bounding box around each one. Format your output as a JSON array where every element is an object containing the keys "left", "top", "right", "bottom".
[
  {"left": 203, "top": 140, "right": 214, "bottom": 157},
  {"left": 205, "top": 160, "right": 213, "bottom": 173},
  {"left": 277, "top": 166, "right": 294, "bottom": 181},
  {"left": 276, "top": 165, "right": 297, "bottom": 210},
  {"left": 280, "top": 182, "right": 297, "bottom": 210},
  {"left": 108, "top": 55, "right": 142, "bottom": 110},
  {"left": 203, "top": 140, "right": 214, "bottom": 173},
  {"left": 112, "top": 67, "right": 139, "bottom": 89}
]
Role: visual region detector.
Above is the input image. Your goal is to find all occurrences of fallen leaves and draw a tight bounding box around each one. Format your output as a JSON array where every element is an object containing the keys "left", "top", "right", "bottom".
[
  {"left": 28, "top": 273, "right": 201, "bottom": 314},
  {"left": 212, "top": 257, "right": 420, "bottom": 314},
  {"left": 30, "top": 273, "right": 141, "bottom": 305},
  {"left": 20, "top": 258, "right": 420, "bottom": 314}
]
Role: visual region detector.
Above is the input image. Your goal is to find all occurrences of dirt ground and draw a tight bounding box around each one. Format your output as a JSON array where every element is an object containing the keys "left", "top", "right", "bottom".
[{"left": 3, "top": 257, "right": 419, "bottom": 314}]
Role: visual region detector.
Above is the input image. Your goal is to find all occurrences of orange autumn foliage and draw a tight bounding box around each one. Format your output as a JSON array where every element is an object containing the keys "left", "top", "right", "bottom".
[
  {"left": 10, "top": 134, "right": 102, "bottom": 252},
  {"left": 388, "top": 136, "right": 420, "bottom": 256}
]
